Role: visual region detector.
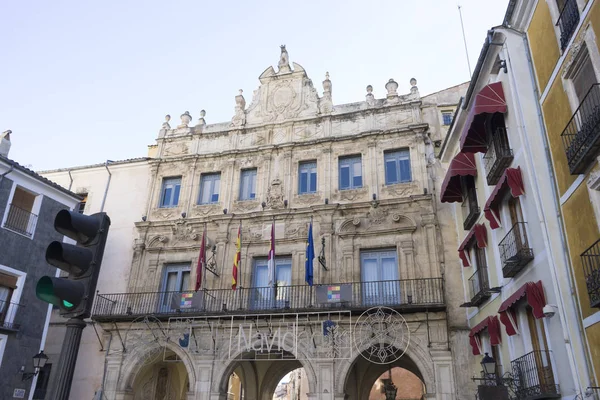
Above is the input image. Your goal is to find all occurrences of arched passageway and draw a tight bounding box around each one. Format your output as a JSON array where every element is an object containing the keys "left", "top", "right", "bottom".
[
  {"left": 368, "top": 366, "right": 425, "bottom": 400},
  {"left": 130, "top": 348, "right": 191, "bottom": 400}
]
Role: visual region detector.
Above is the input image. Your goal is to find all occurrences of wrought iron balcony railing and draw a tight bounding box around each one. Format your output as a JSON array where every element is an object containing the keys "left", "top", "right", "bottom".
[
  {"left": 483, "top": 127, "right": 513, "bottom": 186},
  {"left": 462, "top": 186, "right": 480, "bottom": 231},
  {"left": 499, "top": 222, "right": 534, "bottom": 278},
  {"left": 0, "top": 299, "right": 22, "bottom": 332},
  {"left": 582, "top": 238, "right": 600, "bottom": 308},
  {"left": 3, "top": 204, "right": 38, "bottom": 237},
  {"left": 468, "top": 267, "right": 491, "bottom": 307},
  {"left": 511, "top": 350, "right": 560, "bottom": 400},
  {"left": 561, "top": 84, "right": 600, "bottom": 174},
  {"left": 92, "top": 278, "right": 445, "bottom": 321},
  {"left": 557, "top": 0, "right": 580, "bottom": 51}
]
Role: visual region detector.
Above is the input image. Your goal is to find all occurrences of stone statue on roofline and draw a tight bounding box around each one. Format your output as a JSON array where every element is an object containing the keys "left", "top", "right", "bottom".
[{"left": 278, "top": 45, "right": 291, "bottom": 73}]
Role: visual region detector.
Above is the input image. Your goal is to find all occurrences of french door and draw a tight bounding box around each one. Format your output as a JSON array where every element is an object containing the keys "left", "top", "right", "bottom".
[
  {"left": 361, "top": 250, "right": 400, "bottom": 306},
  {"left": 251, "top": 258, "right": 292, "bottom": 309},
  {"left": 160, "top": 264, "right": 191, "bottom": 312}
]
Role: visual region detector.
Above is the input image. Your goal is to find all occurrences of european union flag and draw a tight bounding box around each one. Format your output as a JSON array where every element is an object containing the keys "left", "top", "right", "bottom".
[{"left": 305, "top": 221, "right": 314, "bottom": 286}]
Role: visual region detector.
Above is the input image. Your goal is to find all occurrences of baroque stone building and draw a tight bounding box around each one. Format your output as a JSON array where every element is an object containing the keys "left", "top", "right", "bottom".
[{"left": 41, "top": 48, "right": 469, "bottom": 400}]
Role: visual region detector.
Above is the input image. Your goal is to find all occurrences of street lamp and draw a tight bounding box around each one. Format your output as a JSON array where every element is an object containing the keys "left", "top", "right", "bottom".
[
  {"left": 481, "top": 352, "right": 496, "bottom": 377},
  {"left": 383, "top": 368, "right": 397, "bottom": 400},
  {"left": 22, "top": 350, "right": 49, "bottom": 381}
]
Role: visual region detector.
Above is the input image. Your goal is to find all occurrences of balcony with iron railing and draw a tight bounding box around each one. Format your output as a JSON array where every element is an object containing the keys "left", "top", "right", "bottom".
[
  {"left": 483, "top": 127, "right": 513, "bottom": 186},
  {"left": 511, "top": 350, "right": 560, "bottom": 400},
  {"left": 499, "top": 222, "right": 534, "bottom": 278},
  {"left": 468, "top": 267, "right": 491, "bottom": 307},
  {"left": 0, "top": 299, "right": 22, "bottom": 332},
  {"left": 462, "top": 186, "right": 480, "bottom": 231},
  {"left": 557, "top": 0, "right": 580, "bottom": 51},
  {"left": 3, "top": 204, "right": 38, "bottom": 237},
  {"left": 561, "top": 84, "right": 600, "bottom": 174},
  {"left": 92, "top": 278, "right": 445, "bottom": 321},
  {"left": 582, "top": 238, "right": 600, "bottom": 308}
]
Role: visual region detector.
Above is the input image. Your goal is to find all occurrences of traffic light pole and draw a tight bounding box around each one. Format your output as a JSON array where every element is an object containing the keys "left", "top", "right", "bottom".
[{"left": 52, "top": 317, "right": 87, "bottom": 400}]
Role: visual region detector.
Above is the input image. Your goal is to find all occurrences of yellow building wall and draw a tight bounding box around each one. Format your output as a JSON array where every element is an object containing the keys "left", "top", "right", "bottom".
[
  {"left": 585, "top": 322, "right": 600, "bottom": 383},
  {"left": 541, "top": 79, "right": 577, "bottom": 194},
  {"left": 528, "top": 0, "right": 561, "bottom": 93}
]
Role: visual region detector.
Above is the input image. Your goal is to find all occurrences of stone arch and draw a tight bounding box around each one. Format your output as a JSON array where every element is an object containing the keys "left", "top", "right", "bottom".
[
  {"left": 211, "top": 335, "right": 318, "bottom": 396},
  {"left": 117, "top": 340, "right": 197, "bottom": 394},
  {"left": 260, "top": 360, "right": 304, "bottom": 400},
  {"left": 334, "top": 335, "right": 435, "bottom": 396}
]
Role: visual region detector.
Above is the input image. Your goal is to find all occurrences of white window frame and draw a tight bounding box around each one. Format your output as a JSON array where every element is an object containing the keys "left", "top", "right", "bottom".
[
  {"left": 159, "top": 176, "right": 182, "bottom": 209},
  {"left": 441, "top": 110, "right": 453, "bottom": 126},
  {"left": 239, "top": 168, "right": 257, "bottom": 201},
  {"left": 0, "top": 264, "right": 27, "bottom": 329},
  {"left": 199, "top": 173, "right": 221, "bottom": 205},
  {"left": 562, "top": 27, "right": 600, "bottom": 114},
  {"left": 338, "top": 155, "right": 363, "bottom": 191},
  {"left": 298, "top": 161, "right": 317, "bottom": 195},
  {"left": 0, "top": 333, "right": 7, "bottom": 370},
  {"left": 1, "top": 182, "right": 42, "bottom": 240},
  {"left": 384, "top": 149, "right": 412, "bottom": 185}
]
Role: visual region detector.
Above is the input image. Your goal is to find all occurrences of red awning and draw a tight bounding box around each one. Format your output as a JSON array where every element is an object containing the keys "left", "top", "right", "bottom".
[
  {"left": 483, "top": 167, "right": 525, "bottom": 229},
  {"left": 459, "top": 82, "right": 508, "bottom": 153},
  {"left": 469, "top": 316, "right": 502, "bottom": 355},
  {"left": 457, "top": 224, "right": 487, "bottom": 267},
  {"left": 498, "top": 281, "right": 546, "bottom": 336},
  {"left": 440, "top": 152, "right": 477, "bottom": 203}
]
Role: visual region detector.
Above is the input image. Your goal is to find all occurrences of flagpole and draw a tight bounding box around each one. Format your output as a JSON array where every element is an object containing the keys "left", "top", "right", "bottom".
[
  {"left": 203, "top": 223, "right": 208, "bottom": 292},
  {"left": 239, "top": 219, "right": 243, "bottom": 311}
]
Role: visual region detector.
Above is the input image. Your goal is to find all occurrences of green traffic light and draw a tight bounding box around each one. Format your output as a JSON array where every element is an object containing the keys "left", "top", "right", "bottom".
[
  {"left": 36, "top": 276, "right": 83, "bottom": 311},
  {"left": 62, "top": 300, "right": 74, "bottom": 308}
]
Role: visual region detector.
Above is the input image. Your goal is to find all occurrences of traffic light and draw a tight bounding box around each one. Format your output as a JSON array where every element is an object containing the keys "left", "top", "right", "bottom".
[{"left": 36, "top": 210, "right": 110, "bottom": 318}]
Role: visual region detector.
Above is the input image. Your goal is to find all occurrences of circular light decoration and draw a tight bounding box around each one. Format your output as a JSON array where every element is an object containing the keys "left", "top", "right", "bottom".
[{"left": 353, "top": 306, "right": 410, "bottom": 364}]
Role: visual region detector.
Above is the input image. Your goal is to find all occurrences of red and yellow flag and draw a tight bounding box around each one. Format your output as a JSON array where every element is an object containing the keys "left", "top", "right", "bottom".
[{"left": 232, "top": 223, "right": 241, "bottom": 290}]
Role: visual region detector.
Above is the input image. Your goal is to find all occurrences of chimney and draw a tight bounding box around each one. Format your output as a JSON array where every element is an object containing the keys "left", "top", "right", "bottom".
[{"left": 0, "top": 130, "right": 11, "bottom": 158}]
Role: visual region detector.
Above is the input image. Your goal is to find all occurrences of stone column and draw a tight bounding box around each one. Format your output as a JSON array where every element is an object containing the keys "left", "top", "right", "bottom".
[
  {"left": 103, "top": 352, "right": 125, "bottom": 399},
  {"left": 431, "top": 349, "right": 457, "bottom": 400},
  {"left": 314, "top": 361, "right": 335, "bottom": 400},
  {"left": 421, "top": 213, "right": 439, "bottom": 278},
  {"left": 194, "top": 361, "right": 216, "bottom": 400}
]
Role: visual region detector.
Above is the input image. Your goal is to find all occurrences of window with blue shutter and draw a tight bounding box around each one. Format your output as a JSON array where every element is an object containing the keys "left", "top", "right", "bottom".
[
  {"left": 239, "top": 169, "right": 257, "bottom": 200},
  {"left": 384, "top": 149, "right": 412, "bottom": 185},
  {"left": 442, "top": 112, "right": 453, "bottom": 126},
  {"left": 339, "top": 155, "right": 363, "bottom": 190},
  {"left": 299, "top": 161, "right": 317, "bottom": 194},
  {"left": 199, "top": 173, "right": 221, "bottom": 204},
  {"left": 160, "top": 177, "right": 181, "bottom": 208}
]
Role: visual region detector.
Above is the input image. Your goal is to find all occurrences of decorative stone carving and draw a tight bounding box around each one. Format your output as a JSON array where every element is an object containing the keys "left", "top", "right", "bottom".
[
  {"left": 285, "top": 223, "right": 308, "bottom": 239},
  {"left": 146, "top": 235, "right": 168, "bottom": 248},
  {"left": 385, "top": 79, "right": 398, "bottom": 98},
  {"left": 161, "top": 115, "right": 171, "bottom": 130},
  {"left": 295, "top": 193, "right": 320, "bottom": 205},
  {"left": 367, "top": 201, "right": 388, "bottom": 225},
  {"left": 171, "top": 220, "right": 198, "bottom": 243},
  {"left": 365, "top": 85, "right": 375, "bottom": 106},
  {"left": 278, "top": 45, "right": 291, "bottom": 73},
  {"left": 320, "top": 72, "right": 333, "bottom": 114},
  {"left": 382, "top": 182, "right": 417, "bottom": 197},
  {"left": 266, "top": 178, "right": 285, "bottom": 209},
  {"left": 163, "top": 142, "right": 189, "bottom": 157},
  {"left": 231, "top": 90, "right": 247, "bottom": 127},
  {"left": 232, "top": 200, "right": 259, "bottom": 213},
  {"left": 196, "top": 110, "right": 206, "bottom": 129},
  {"left": 178, "top": 111, "right": 192, "bottom": 128},
  {"left": 338, "top": 187, "right": 368, "bottom": 201}
]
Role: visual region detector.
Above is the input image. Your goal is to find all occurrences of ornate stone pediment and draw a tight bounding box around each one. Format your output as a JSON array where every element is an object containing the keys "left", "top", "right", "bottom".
[
  {"left": 146, "top": 235, "right": 168, "bottom": 249},
  {"left": 338, "top": 209, "right": 416, "bottom": 237},
  {"left": 171, "top": 220, "right": 199, "bottom": 243}
]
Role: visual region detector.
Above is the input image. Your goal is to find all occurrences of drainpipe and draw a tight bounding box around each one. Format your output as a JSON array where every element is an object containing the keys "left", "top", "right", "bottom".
[
  {"left": 502, "top": 25, "right": 593, "bottom": 393},
  {"left": 0, "top": 165, "right": 14, "bottom": 186},
  {"left": 100, "top": 161, "right": 113, "bottom": 213},
  {"left": 67, "top": 169, "right": 73, "bottom": 191}
]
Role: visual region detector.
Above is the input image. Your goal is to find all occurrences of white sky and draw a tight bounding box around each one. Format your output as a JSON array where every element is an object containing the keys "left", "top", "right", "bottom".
[{"left": 0, "top": 0, "right": 509, "bottom": 171}]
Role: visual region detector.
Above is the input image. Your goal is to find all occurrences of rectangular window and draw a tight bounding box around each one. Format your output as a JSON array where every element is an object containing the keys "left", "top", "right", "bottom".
[
  {"left": 360, "top": 249, "right": 399, "bottom": 306},
  {"left": 199, "top": 173, "right": 221, "bottom": 204},
  {"left": 239, "top": 169, "right": 257, "bottom": 200},
  {"left": 76, "top": 193, "right": 88, "bottom": 214},
  {"left": 384, "top": 149, "right": 412, "bottom": 185},
  {"left": 251, "top": 257, "right": 292, "bottom": 309},
  {"left": 442, "top": 111, "right": 453, "bottom": 126},
  {"left": 159, "top": 177, "right": 181, "bottom": 208},
  {"left": 572, "top": 47, "right": 598, "bottom": 104},
  {"left": 339, "top": 155, "right": 363, "bottom": 190},
  {"left": 299, "top": 161, "right": 317, "bottom": 194},
  {"left": 160, "top": 264, "right": 191, "bottom": 312},
  {"left": 4, "top": 186, "right": 38, "bottom": 237},
  {"left": 0, "top": 273, "right": 17, "bottom": 329}
]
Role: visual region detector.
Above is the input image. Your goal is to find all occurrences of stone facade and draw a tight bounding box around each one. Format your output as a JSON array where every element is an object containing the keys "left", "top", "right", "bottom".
[
  {"left": 41, "top": 48, "right": 468, "bottom": 400},
  {"left": 0, "top": 157, "right": 80, "bottom": 400}
]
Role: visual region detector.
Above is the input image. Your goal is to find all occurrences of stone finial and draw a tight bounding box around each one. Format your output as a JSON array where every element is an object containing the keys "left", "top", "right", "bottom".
[
  {"left": 0, "top": 130, "right": 11, "bottom": 158},
  {"left": 385, "top": 79, "right": 399, "bottom": 97},
  {"left": 178, "top": 111, "right": 192, "bottom": 128},
  {"left": 278, "top": 45, "right": 291, "bottom": 73},
  {"left": 410, "top": 78, "right": 417, "bottom": 87},
  {"left": 231, "top": 90, "right": 247, "bottom": 127},
  {"left": 365, "top": 85, "right": 375, "bottom": 106},
  {"left": 323, "top": 72, "right": 332, "bottom": 94},
  {"left": 161, "top": 115, "right": 171, "bottom": 130},
  {"left": 409, "top": 78, "right": 419, "bottom": 98},
  {"left": 196, "top": 110, "right": 206, "bottom": 128}
]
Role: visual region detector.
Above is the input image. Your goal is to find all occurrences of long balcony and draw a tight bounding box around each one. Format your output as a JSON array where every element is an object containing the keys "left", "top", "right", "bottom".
[
  {"left": 3, "top": 204, "right": 38, "bottom": 237},
  {"left": 468, "top": 267, "right": 491, "bottom": 307},
  {"left": 582, "top": 238, "right": 600, "bottom": 308},
  {"left": 561, "top": 84, "right": 600, "bottom": 174},
  {"left": 557, "top": 0, "right": 579, "bottom": 51},
  {"left": 462, "top": 186, "right": 480, "bottom": 231},
  {"left": 500, "top": 222, "right": 534, "bottom": 278},
  {"left": 483, "top": 127, "right": 513, "bottom": 185},
  {"left": 0, "top": 300, "right": 22, "bottom": 332},
  {"left": 92, "top": 278, "right": 445, "bottom": 321},
  {"left": 511, "top": 350, "right": 560, "bottom": 400}
]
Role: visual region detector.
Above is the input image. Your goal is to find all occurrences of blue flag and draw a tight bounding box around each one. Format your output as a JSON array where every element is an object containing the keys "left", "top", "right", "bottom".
[{"left": 305, "top": 221, "right": 314, "bottom": 286}]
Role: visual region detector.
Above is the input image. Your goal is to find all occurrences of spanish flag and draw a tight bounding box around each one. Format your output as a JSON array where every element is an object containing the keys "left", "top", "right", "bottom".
[{"left": 232, "top": 222, "right": 241, "bottom": 290}]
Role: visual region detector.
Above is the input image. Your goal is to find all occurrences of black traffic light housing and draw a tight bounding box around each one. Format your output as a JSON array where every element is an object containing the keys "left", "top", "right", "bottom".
[{"left": 36, "top": 210, "right": 110, "bottom": 318}]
